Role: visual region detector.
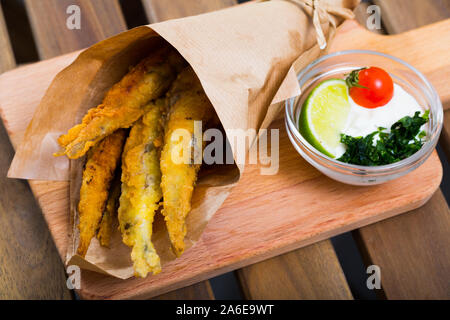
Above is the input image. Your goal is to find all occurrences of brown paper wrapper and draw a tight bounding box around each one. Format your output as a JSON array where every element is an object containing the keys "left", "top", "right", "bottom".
[{"left": 9, "top": 0, "right": 357, "bottom": 279}]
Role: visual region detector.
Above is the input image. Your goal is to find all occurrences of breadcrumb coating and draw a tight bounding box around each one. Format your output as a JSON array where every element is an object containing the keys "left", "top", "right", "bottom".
[
  {"left": 160, "top": 67, "right": 214, "bottom": 256},
  {"left": 96, "top": 173, "right": 121, "bottom": 248},
  {"left": 56, "top": 48, "right": 185, "bottom": 159},
  {"left": 118, "top": 100, "right": 165, "bottom": 277},
  {"left": 77, "top": 129, "right": 127, "bottom": 257}
]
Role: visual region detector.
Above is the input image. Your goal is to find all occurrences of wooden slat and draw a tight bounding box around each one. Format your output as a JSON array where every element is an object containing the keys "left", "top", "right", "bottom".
[
  {"left": 142, "top": 0, "right": 237, "bottom": 22},
  {"left": 0, "top": 5, "right": 14, "bottom": 72},
  {"left": 0, "top": 3, "right": 71, "bottom": 299},
  {"left": 355, "top": 191, "right": 450, "bottom": 299},
  {"left": 15, "top": 0, "right": 127, "bottom": 300},
  {"left": 373, "top": 0, "right": 450, "bottom": 34},
  {"left": 24, "top": 0, "right": 127, "bottom": 59},
  {"left": 353, "top": 1, "right": 385, "bottom": 34},
  {"left": 441, "top": 108, "right": 450, "bottom": 160},
  {"left": 354, "top": 0, "right": 450, "bottom": 300},
  {"left": 237, "top": 241, "right": 353, "bottom": 300}
]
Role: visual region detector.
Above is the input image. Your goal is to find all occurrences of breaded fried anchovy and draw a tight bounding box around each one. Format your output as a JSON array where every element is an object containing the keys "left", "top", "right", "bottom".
[
  {"left": 160, "top": 67, "right": 214, "bottom": 257},
  {"left": 96, "top": 172, "right": 121, "bottom": 248},
  {"left": 56, "top": 47, "right": 186, "bottom": 159},
  {"left": 118, "top": 100, "right": 165, "bottom": 277},
  {"left": 77, "top": 129, "right": 127, "bottom": 257}
]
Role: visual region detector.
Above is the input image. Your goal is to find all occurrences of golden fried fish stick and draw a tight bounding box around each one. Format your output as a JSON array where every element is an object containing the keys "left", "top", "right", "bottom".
[
  {"left": 77, "top": 129, "right": 127, "bottom": 257},
  {"left": 96, "top": 173, "right": 121, "bottom": 248},
  {"left": 118, "top": 100, "right": 165, "bottom": 277},
  {"left": 160, "top": 67, "right": 214, "bottom": 256},
  {"left": 56, "top": 48, "right": 185, "bottom": 159}
]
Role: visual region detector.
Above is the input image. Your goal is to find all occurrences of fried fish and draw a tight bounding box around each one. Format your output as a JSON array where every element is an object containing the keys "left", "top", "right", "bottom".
[
  {"left": 118, "top": 100, "right": 165, "bottom": 277},
  {"left": 77, "top": 129, "right": 127, "bottom": 257},
  {"left": 96, "top": 172, "right": 121, "bottom": 248},
  {"left": 56, "top": 48, "right": 185, "bottom": 159},
  {"left": 160, "top": 67, "right": 214, "bottom": 256}
]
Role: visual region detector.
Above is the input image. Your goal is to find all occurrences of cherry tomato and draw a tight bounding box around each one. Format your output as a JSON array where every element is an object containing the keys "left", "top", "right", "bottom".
[{"left": 346, "top": 67, "right": 394, "bottom": 108}]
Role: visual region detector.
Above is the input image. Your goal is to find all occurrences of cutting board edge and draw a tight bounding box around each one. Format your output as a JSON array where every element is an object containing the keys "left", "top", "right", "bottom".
[
  {"left": 80, "top": 186, "right": 438, "bottom": 300},
  {"left": 76, "top": 155, "right": 442, "bottom": 300}
]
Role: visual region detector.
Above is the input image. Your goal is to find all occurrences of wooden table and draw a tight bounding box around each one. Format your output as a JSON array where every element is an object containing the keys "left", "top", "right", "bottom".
[{"left": 0, "top": 0, "right": 448, "bottom": 300}]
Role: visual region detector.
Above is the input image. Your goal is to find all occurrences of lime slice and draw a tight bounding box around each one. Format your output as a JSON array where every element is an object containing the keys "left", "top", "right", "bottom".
[{"left": 299, "top": 79, "right": 351, "bottom": 158}]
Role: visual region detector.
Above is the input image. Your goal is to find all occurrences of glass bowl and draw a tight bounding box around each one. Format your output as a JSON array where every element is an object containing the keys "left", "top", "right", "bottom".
[{"left": 285, "top": 50, "right": 443, "bottom": 186}]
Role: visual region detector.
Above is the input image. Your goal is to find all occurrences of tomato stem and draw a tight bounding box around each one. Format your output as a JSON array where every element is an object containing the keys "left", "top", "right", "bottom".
[{"left": 345, "top": 68, "right": 369, "bottom": 89}]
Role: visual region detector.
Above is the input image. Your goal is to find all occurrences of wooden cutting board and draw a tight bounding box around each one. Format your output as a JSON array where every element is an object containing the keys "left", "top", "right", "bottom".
[{"left": 0, "top": 18, "right": 448, "bottom": 299}]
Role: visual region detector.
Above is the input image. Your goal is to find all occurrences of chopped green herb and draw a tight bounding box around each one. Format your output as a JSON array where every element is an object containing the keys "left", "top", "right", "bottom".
[{"left": 338, "top": 110, "right": 429, "bottom": 166}]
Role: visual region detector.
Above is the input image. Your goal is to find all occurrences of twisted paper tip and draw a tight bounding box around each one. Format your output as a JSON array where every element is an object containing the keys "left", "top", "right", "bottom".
[{"left": 286, "top": 0, "right": 355, "bottom": 49}]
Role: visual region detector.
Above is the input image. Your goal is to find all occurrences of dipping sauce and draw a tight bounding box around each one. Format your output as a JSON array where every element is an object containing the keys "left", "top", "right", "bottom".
[
  {"left": 335, "top": 83, "right": 426, "bottom": 158},
  {"left": 298, "top": 66, "right": 430, "bottom": 165}
]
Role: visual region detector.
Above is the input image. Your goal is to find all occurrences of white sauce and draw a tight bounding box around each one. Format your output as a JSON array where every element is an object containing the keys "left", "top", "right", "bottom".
[{"left": 335, "top": 83, "right": 427, "bottom": 158}]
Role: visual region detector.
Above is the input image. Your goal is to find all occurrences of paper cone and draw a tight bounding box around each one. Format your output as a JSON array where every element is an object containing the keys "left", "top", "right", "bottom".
[{"left": 9, "top": 0, "right": 357, "bottom": 278}]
